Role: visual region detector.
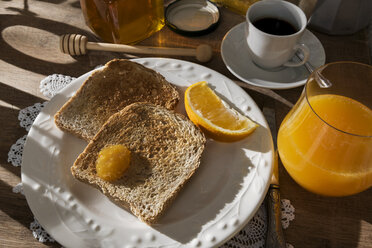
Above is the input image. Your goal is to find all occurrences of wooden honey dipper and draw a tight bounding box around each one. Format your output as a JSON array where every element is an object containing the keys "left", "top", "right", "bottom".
[{"left": 60, "top": 34, "right": 213, "bottom": 62}]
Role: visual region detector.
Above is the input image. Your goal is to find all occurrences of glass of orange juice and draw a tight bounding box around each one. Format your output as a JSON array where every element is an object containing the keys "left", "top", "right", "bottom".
[
  {"left": 277, "top": 61, "right": 372, "bottom": 196},
  {"left": 80, "top": 0, "right": 165, "bottom": 44}
]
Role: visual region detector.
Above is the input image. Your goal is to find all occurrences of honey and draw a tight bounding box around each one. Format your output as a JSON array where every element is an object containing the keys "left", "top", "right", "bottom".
[
  {"left": 96, "top": 144, "right": 131, "bottom": 182},
  {"left": 80, "top": 0, "right": 165, "bottom": 44}
]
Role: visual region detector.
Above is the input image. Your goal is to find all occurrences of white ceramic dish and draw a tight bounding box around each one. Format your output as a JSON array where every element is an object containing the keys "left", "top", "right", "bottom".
[
  {"left": 221, "top": 22, "right": 326, "bottom": 89},
  {"left": 21, "top": 58, "right": 274, "bottom": 248}
]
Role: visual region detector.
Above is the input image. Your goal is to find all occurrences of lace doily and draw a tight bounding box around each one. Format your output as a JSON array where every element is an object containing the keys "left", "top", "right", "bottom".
[
  {"left": 221, "top": 204, "right": 267, "bottom": 248},
  {"left": 39, "top": 74, "right": 76, "bottom": 98},
  {"left": 30, "top": 218, "right": 55, "bottom": 243},
  {"left": 9, "top": 74, "right": 295, "bottom": 247},
  {"left": 19, "top": 102, "right": 47, "bottom": 131}
]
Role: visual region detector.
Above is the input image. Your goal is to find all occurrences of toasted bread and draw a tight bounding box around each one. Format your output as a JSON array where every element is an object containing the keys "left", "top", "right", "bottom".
[
  {"left": 71, "top": 102, "right": 206, "bottom": 224},
  {"left": 54, "top": 59, "right": 180, "bottom": 141}
]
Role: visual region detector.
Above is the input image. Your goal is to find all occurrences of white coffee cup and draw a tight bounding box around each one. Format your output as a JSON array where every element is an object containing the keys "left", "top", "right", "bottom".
[{"left": 246, "top": 0, "right": 310, "bottom": 69}]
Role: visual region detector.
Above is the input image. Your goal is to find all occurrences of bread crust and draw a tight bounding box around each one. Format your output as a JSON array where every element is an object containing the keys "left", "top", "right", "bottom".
[
  {"left": 71, "top": 103, "right": 206, "bottom": 224},
  {"left": 54, "top": 59, "right": 180, "bottom": 141}
]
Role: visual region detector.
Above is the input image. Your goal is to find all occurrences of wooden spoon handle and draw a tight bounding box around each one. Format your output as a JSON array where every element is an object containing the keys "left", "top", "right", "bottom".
[{"left": 60, "top": 34, "right": 213, "bottom": 62}]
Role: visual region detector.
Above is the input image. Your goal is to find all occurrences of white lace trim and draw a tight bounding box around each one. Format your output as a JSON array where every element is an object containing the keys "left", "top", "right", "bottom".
[
  {"left": 7, "top": 135, "right": 27, "bottom": 167},
  {"left": 39, "top": 74, "right": 75, "bottom": 98},
  {"left": 8, "top": 74, "right": 296, "bottom": 247},
  {"left": 221, "top": 204, "right": 267, "bottom": 248},
  {"left": 30, "top": 218, "right": 55, "bottom": 243},
  {"left": 281, "top": 199, "right": 295, "bottom": 229},
  {"left": 18, "top": 102, "right": 46, "bottom": 131},
  {"left": 12, "top": 182, "right": 24, "bottom": 195}
]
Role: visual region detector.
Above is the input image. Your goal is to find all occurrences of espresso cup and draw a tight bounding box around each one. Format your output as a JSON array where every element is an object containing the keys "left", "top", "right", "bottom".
[{"left": 246, "top": 0, "right": 310, "bottom": 69}]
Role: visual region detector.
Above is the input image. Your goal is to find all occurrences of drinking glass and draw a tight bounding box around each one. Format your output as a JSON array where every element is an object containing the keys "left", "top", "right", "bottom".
[
  {"left": 80, "top": 0, "right": 165, "bottom": 44},
  {"left": 277, "top": 61, "right": 372, "bottom": 196}
]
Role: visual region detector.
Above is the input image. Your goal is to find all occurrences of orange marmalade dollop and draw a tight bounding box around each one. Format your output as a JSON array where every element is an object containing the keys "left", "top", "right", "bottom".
[{"left": 96, "top": 144, "right": 131, "bottom": 182}]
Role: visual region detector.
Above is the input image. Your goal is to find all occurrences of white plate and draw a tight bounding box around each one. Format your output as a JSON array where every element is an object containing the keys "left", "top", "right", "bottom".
[
  {"left": 221, "top": 22, "right": 326, "bottom": 89},
  {"left": 21, "top": 58, "right": 274, "bottom": 248}
]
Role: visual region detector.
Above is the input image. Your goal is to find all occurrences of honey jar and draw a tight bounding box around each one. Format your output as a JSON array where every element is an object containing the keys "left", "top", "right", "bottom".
[
  {"left": 80, "top": 0, "right": 165, "bottom": 44},
  {"left": 209, "top": 0, "right": 259, "bottom": 15}
]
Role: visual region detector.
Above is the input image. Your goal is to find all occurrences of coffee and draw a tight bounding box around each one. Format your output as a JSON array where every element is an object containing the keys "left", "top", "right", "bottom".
[{"left": 253, "top": 18, "right": 297, "bottom": 36}]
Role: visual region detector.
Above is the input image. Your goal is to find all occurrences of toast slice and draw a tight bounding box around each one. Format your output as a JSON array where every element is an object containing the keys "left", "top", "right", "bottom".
[
  {"left": 71, "top": 102, "right": 206, "bottom": 224},
  {"left": 54, "top": 59, "right": 180, "bottom": 141}
]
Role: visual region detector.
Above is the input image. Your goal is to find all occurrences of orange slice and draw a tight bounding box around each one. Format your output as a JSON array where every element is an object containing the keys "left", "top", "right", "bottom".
[{"left": 184, "top": 81, "right": 258, "bottom": 142}]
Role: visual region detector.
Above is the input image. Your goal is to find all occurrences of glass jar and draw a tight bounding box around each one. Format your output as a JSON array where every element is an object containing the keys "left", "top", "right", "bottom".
[{"left": 80, "top": 0, "right": 165, "bottom": 44}]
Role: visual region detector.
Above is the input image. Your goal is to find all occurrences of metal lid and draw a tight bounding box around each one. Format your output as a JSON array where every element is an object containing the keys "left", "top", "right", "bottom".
[{"left": 165, "top": 0, "right": 220, "bottom": 36}]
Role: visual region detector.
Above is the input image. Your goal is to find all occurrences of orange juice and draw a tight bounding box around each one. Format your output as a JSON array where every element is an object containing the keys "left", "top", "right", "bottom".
[
  {"left": 80, "top": 0, "right": 164, "bottom": 44},
  {"left": 278, "top": 93, "right": 372, "bottom": 196}
]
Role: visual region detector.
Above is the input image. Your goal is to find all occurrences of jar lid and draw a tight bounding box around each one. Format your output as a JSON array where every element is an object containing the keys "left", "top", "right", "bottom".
[{"left": 165, "top": 0, "right": 220, "bottom": 36}]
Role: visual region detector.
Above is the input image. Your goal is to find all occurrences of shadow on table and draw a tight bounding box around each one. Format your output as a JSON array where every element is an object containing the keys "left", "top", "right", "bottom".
[
  {"left": 0, "top": 82, "right": 44, "bottom": 164},
  {"left": 0, "top": 81, "right": 62, "bottom": 246},
  {"left": 0, "top": 178, "right": 32, "bottom": 228},
  {"left": 281, "top": 165, "right": 372, "bottom": 248},
  {"left": 0, "top": 13, "right": 126, "bottom": 78},
  {"left": 0, "top": 179, "right": 60, "bottom": 247},
  {"left": 0, "top": 81, "right": 41, "bottom": 233}
]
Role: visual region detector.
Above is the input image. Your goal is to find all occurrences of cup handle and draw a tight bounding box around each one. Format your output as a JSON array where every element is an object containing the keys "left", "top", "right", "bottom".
[{"left": 283, "top": 43, "right": 310, "bottom": 67}]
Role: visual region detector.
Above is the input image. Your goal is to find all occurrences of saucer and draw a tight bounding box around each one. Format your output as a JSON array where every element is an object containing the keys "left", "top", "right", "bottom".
[{"left": 221, "top": 22, "right": 326, "bottom": 89}]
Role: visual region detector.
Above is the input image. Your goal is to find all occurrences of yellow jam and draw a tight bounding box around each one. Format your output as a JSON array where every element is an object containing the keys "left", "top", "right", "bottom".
[{"left": 96, "top": 144, "right": 131, "bottom": 182}]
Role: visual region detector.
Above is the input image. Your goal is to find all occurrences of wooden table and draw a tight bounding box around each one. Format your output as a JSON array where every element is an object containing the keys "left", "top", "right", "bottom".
[{"left": 1, "top": 1, "right": 371, "bottom": 247}]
